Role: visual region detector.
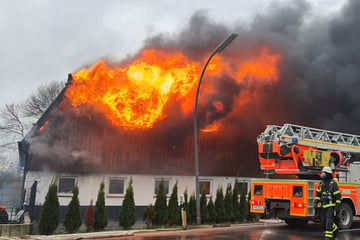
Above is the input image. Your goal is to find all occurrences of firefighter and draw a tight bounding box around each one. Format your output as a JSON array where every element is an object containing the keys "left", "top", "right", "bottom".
[
  {"left": 0, "top": 206, "right": 8, "bottom": 223},
  {"left": 314, "top": 166, "right": 342, "bottom": 240},
  {"left": 179, "top": 195, "right": 187, "bottom": 230}
]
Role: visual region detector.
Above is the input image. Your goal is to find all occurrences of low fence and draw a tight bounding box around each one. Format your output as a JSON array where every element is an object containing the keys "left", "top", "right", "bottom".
[
  {"left": 0, "top": 224, "right": 30, "bottom": 237},
  {"left": 0, "top": 179, "right": 25, "bottom": 221}
]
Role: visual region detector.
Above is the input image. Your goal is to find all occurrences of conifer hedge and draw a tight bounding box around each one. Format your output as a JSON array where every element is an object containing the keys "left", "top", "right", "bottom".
[
  {"left": 64, "top": 184, "right": 82, "bottom": 233},
  {"left": 168, "top": 181, "right": 180, "bottom": 225},
  {"left": 38, "top": 179, "right": 59, "bottom": 235},
  {"left": 119, "top": 177, "right": 136, "bottom": 229},
  {"left": 153, "top": 179, "right": 168, "bottom": 225},
  {"left": 84, "top": 200, "right": 95, "bottom": 232},
  {"left": 94, "top": 181, "right": 108, "bottom": 231}
]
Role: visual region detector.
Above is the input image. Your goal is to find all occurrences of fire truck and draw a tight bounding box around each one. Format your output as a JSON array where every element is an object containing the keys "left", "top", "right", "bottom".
[{"left": 250, "top": 123, "right": 360, "bottom": 229}]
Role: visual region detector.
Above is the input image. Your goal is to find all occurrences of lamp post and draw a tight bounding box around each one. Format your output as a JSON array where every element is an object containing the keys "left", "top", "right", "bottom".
[{"left": 194, "top": 33, "right": 238, "bottom": 225}]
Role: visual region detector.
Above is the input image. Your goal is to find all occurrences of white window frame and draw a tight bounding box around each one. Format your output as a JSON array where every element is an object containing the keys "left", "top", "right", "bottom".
[
  {"left": 58, "top": 176, "right": 77, "bottom": 196},
  {"left": 107, "top": 177, "right": 126, "bottom": 197},
  {"left": 154, "top": 178, "right": 171, "bottom": 196}
]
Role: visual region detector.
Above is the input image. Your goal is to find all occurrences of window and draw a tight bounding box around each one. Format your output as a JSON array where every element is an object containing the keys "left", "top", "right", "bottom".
[
  {"left": 58, "top": 177, "right": 76, "bottom": 193},
  {"left": 154, "top": 179, "right": 170, "bottom": 195},
  {"left": 236, "top": 181, "right": 248, "bottom": 195},
  {"left": 108, "top": 178, "right": 125, "bottom": 195},
  {"left": 199, "top": 180, "right": 211, "bottom": 195},
  {"left": 293, "top": 186, "right": 303, "bottom": 197},
  {"left": 254, "top": 185, "right": 263, "bottom": 196}
]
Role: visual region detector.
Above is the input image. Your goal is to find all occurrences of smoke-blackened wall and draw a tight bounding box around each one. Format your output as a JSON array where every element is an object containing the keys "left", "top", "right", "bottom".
[{"left": 27, "top": 0, "right": 360, "bottom": 177}]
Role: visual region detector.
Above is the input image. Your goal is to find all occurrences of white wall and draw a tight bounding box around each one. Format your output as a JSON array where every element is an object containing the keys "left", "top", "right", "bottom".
[{"left": 24, "top": 171, "right": 252, "bottom": 206}]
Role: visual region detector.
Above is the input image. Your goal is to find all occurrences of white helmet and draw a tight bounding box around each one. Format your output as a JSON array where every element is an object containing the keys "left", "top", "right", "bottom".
[{"left": 322, "top": 166, "right": 332, "bottom": 174}]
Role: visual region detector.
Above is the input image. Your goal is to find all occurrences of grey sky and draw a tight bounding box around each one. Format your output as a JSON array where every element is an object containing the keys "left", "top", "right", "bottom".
[{"left": 0, "top": 0, "right": 346, "bottom": 108}]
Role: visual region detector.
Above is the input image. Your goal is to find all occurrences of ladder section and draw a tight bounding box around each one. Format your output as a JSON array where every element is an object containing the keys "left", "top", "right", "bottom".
[
  {"left": 307, "top": 182, "right": 315, "bottom": 216},
  {"left": 262, "top": 123, "right": 360, "bottom": 153}
]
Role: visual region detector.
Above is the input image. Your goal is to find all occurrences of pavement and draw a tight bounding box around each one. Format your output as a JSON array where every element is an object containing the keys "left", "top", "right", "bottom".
[{"left": 0, "top": 220, "right": 278, "bottom": 240}]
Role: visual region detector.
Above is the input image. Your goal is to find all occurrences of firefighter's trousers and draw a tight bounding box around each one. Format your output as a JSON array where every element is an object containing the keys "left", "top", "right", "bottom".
[{"left": 320, "top": 206, "right": 338, "bottom": 239}]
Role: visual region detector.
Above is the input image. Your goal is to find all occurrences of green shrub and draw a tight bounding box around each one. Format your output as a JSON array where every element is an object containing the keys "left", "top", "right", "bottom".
[
  {"left": 38, "top": 179, "right": 59, "bottom": 235},
  {"left": 64, "top": 185, "right": 82, "bottom": 233},
  {"left": 153, "top": 179, "right": 168, "bottom": 225},
  {"left": 168, "top": 181, "right": 180, "bottom": 225},
  {"left": 233, "top": 181, "right": 241, "bottom": 221},
  {"left": 188, "top": 193, "right": 196, "bottom": 224},
  {"left": 200, "top": 188, "right": 209, "bottom": 223},
  {"left": 224, "top": 183, "right": 234, "bottom": 222},
  {"left": 119, "top": 177, "right": 136, "bottom": 229},
  {"left": 207, "top": 197, "right": 216, "bottom": 224},
  {"left": 239, "top": 184, "right": 248, "bottom": 221},
  {"left": 215, "top": 186, "right": 226, "bottom": 223},
  {"left": 143, "top": 204, "right": 155, "bottom": 228},
  {"left": 94, "top": 181, "right": 108, "bottom": 231}
]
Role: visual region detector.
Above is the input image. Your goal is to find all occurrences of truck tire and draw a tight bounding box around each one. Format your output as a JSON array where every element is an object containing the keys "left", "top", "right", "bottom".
[
  {"left": 0, "top": 210, "right": 8, "bottom": 223},
  {"left": 284, "top": 219, "right": 308, "bottom": 228},
  {"left": 337, "top": 203, "right": 353, "bottom": 230}
]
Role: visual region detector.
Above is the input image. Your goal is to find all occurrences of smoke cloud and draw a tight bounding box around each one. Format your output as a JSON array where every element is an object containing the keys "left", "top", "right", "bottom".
[{"left": 28, "top": 0, "right": 360, "bottom": 177}]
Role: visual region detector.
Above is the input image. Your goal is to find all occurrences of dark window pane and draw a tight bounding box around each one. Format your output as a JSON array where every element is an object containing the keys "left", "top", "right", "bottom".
[
  {"left": 109, "top": 179, "right": 125, "bottom": 194},
  {"left": 58, "top": 178, "right": 75, "bottom": 193},
  {"left": 155, "top": 179, "right": 169, "bottom": 195},
  {"left": 200, "top": 181, "right": 211, "bottom": 195},
  {"left": 254, "top": 185, "right": 263, "bottom": 196},
  {"left": 293, "top": 186, "right": 303, "bottom": 197},
  {"left": 236, "top": 182, "right": 248, "bottom": 195}
]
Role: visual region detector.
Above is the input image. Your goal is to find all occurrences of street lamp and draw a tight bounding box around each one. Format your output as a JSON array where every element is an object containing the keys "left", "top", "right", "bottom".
[{"left": 194, "top": 33, "right": 238, "bottom": 225}]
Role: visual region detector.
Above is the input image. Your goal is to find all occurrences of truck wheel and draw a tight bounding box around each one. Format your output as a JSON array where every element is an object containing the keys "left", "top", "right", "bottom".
[
  {"left": 337, "top": 203, "right": 353, "bottom": 230},
  {"left": 284, "top": 219, "right": 308, "bottom": 228}
]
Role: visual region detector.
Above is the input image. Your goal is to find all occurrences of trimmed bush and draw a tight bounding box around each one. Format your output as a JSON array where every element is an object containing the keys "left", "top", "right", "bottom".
[
  {"left": 84, "top": 200, "right": 95, "bottom": 232},
  {"left": 94, "top": 181, "right": 108, "bottom": 231},
  {"left": 239, "top": 184, "right": 248, "bottom": 221},
  {"left": 200, "top": 188, "right": 209, "bottom": 223},
  {"left": 38, "top": 179, "right": 59, "bottom": 235},
  {"left": 214, "top": 186, "right": 226, "bottom": 223},
  {"left": 233, "top": 181, "right": 241, "bottom": 222},
  {"left": 154, "top": 179, "right": 168, "bottom": 226},
  {"left": 188, "top": 193, "right": 196, "bottom": 224},
  {"left": 224, "top": 183, "right": 235, "bottom": 222},
  {"left": 143, "top": 204, "right": 155, "bottom": 228},
  {"left": 183, "top": 190, "right": 190, "bottom": 224},
  {"left": 207, "top": 197, "right": 216, "bottom": 224},
  {"left": 64, "top": 184, "right": 82, "bottom": 233},
  {"left": 168, "top": 181, "right": 180, "bottom": 225},
  {"left": 119, "top": 177, "right": 136, "bottom": 229}
]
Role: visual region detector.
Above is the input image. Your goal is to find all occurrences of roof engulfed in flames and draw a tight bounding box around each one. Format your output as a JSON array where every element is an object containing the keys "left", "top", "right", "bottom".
[{"left": 65, "top": 47, "right": 281, "bottom": 131}]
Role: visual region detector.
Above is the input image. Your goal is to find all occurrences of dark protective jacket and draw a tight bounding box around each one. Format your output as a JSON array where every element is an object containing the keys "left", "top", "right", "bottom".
[{"left": 315, "top": 178, "right": 341, "bottom": 208}]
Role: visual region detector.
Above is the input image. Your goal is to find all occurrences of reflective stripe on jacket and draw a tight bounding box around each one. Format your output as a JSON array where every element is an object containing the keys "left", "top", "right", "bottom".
[{"left": 315, "top": 178, "right": 342, "bottom": 208}]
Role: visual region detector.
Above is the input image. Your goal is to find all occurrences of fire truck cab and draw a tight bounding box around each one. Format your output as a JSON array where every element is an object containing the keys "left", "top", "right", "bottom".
[{"left": 250, "top": 124, "right": 360, "bottom": 229}]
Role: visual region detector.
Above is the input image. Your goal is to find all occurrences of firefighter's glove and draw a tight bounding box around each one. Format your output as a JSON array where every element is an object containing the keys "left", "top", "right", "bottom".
[{"left": 313, "top": 200, "right": 319, "bottom": 208}]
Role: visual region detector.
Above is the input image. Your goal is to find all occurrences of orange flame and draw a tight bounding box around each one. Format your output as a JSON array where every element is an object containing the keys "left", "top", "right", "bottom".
[
  {"left": 237, "top": 47, "right": 281, "bottom": 83},
  {"left": 65, "top": 47, "right": 281, "bottom": 130},
  {"left": 66, "top": 49, "right": 201, "bottom": 129}
]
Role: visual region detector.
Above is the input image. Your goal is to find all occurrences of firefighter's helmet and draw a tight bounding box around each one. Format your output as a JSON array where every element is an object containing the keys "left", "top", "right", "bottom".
[{"left": 322, "top": 166, "right": 332, "bottom": 174}]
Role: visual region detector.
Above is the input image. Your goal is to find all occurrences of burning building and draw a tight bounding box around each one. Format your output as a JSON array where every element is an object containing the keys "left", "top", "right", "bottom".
[
  {"left": 18, "top": 0, "right": 360, "bottom": 226},
  {"left": 19, "top": 45, "right": 280, "bottom": 223}
]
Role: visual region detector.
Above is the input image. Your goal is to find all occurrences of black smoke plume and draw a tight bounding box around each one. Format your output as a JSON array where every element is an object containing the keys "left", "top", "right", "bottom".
[{"left": 28, "top": 0, "right": 360, "bottom": 177}]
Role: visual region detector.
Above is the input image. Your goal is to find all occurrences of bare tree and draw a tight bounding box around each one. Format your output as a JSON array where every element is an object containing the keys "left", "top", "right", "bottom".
[
  {"left": 0, "top": 81, "right": 65, "bottom": 151},
  {"left": 22, "top": 81, "right": 65, "bottom": 118},
  {"left": 0, "top": 103, "right": 28, "bottom": 150}
]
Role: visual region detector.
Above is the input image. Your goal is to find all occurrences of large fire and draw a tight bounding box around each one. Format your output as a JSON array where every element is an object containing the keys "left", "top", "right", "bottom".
[{"left": 65, "top": 47, "right": 281, "bottom": 130}]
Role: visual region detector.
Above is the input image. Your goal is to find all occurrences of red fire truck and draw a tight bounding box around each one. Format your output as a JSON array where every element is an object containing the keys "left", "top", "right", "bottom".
[{"left": 250, "top": 123, "right": 360, "bottom": 229}]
